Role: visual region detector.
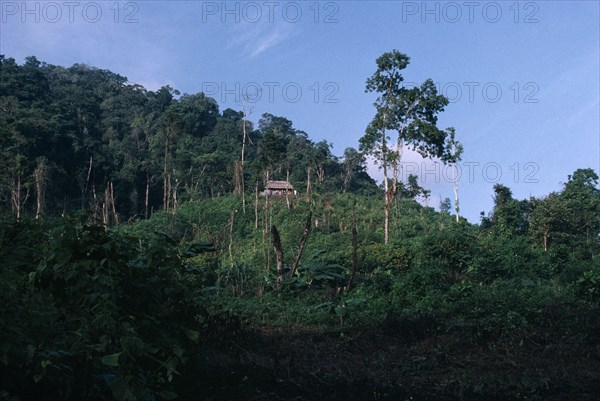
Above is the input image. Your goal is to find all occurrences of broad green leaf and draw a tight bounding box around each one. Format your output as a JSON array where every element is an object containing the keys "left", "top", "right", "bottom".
[
  {"left": 101, "top": 352, "right": 121, "bottom": 367},
  {"left": 184, "top": 329, "right": 199, "bottom": 342},
  {"left": 159, "top": 390, "right": 178, "bottom": 400}
]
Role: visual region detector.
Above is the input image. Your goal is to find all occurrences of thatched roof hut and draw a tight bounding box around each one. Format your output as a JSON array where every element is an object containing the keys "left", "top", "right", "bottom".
[{"left": 262, "top": 180, "right": 296, "bottom": 196}]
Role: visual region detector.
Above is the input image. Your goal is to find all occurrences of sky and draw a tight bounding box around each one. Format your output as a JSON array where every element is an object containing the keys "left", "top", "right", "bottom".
[{"left": 1, "top": 0, "right": 599, "bottom": 222}]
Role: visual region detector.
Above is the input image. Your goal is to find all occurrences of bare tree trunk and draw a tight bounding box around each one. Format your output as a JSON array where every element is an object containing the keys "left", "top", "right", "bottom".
[
  {"left": 271, "top": 225, "right": 284, "bottom": 290},
  {"left": 145, "top": 173, "right": 150, "bottom": 219},
  {"left": 11, "top": 174, "right": 28, "bottom": 220},
  {"left": 166, "top": 174, "right": 172, "bottom": 211},
  {"left": 306, "top": 166, "right": 312, "bottom": 201},
  {"left": 254, "top": 182, "right": 259, "bottom": 229},
  {"left": 103, "top": 184, "right": 110, "bottom": 227},
  {"left": 13, "top": 175, "right": 20, "bottom": 220},
  {"left": 163, "top": 127, "right": 171, "bottom": 211},
  {"left": 382, "top": 134, "right": 390, "bottom": 244},
  {"left": 453, "top": 164, "right": 460, "bottom": 222},
  {"left": 172, "top": 176, "right": 180, "bottom": 214},
  {"left": 316, "top": 166, "right": 325, "bottom": 185},
  {"left": 110, "top": 181, "right": 119, "bottom": 224},
  {"left": 239, "top": 98, "right": 254, "bottom": 214},
  {"left": 233, "top": 160, "right": 243, "bottom": 195},
  {"left": 289, "top": 212, "right": 312, "bottom": 278},
  {"left": 83, "top": 156, "right": 93, "bottom": 210},
  {"left": 100, "top": 181, "right": 118, "bottom": 227},
  {"left": 228, "top": 208, "right": 236, "bottom": 265},
  {"left": 343, "top": 167, "right": 352, "bottom": 193},
  {"left": 92, "top": 185, "right": 99, "bottom": 221},
  {"left": 285, "top": 170, "right": 291, "bottom": 209},
  {"left": 384, "top": 196, "right": 390, "bottom": 244},
  {"left": 34, "top": 159, "right": 47, "bottom": 220},
  {"left": 263, "top": 186, "right": 270, "bottom": 272},
  {"left": 240, "top": 108, "right": 250, "bottom": 215}
]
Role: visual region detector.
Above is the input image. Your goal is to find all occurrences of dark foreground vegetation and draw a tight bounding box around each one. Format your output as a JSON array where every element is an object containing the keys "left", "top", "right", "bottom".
[
  {"left": 2, "top": 187, "right": 599, "bottom": 400},
  {"left": 1, "top": 55, "right": 599, "bottom": 400}
]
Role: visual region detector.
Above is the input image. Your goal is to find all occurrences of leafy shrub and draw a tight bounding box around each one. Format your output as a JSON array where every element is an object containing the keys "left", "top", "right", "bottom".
[
  {"left": 575, "top": 262, "right": 600, "bottom": 303},
  {"left": 0, "top": 216, "right": 208, "bottom": 400}
]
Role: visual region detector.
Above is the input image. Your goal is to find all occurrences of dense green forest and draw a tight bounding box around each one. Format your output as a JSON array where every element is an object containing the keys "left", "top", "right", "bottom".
[
  {"left": 0, "top": 55, "right": 378, "bottom": 221},
  {"left": 1, "top": 54, "right": 599, "bottom": 400}
]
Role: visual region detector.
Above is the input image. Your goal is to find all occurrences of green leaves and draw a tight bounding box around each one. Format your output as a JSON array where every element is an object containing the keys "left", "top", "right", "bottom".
[
  {"left": 101, "top": 353, "right": 121, "bottom": 367},
  {"left": 0, "top": 217, "right": 206, "bottom": 400}
]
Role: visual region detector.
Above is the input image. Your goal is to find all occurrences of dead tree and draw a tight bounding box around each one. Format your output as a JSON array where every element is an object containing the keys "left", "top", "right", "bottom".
[
  {"left": 270, "top": 211, "right": 313, "bottom": 291},
  {"left": 271, "top": 225, "right": 284, "bottom": 290},
  {"left": 33, "top": 159, "right": 48, "bottom": 220},
  {"left": 289, "top": 211, "right": 312, "bottom": 278}
]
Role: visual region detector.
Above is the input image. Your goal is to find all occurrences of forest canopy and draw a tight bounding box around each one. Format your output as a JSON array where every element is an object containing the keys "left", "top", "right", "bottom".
[{"left": 0, "top": 55, "right": 377, "bottom": 221}]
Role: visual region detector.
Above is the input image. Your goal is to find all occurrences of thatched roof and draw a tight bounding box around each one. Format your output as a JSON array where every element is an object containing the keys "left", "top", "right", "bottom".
[{"left": 265, "top": 180, "right": 294, "bottom": 190}]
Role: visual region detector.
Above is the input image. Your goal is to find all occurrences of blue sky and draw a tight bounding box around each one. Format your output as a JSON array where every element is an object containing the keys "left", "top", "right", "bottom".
[{"left": 1, "top": 0, "right": 599, "bottom": 222}]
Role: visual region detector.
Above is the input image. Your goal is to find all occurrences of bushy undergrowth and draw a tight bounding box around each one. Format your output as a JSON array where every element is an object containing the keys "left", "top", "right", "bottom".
[
  {"left": 2, "top": 193, "right": 599, "bottom": 400},
  {"left": 0, "top": 215, "right": 210, "bottom": 400}
]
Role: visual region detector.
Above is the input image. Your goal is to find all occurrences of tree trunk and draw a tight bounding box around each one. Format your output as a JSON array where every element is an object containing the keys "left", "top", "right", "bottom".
[
  {"left": 382, "top": 132, "right": 389, "bottom": 245},
  {"left": 84, "top": 155, "right": 93, "bottom": 210},
  {"left": 453, "top": 164, "right": 460, "bottom": 222},
  {"left": 145, "top": 173, "right": 150, "bottom": 219},
  {"left": 254, "top": 182, "right": 259, "bottom": 229},
  {"left": 13, "top": 175, "right": 20, "bottom": 220},
  {"left": 233, "top": 160, "right": 243, "bottom": 195},
  {"left": 172, "top": 176, "right": 180, "bottom": 213},
  {"left": 306, "top": 166, "right": 312, "bottom": 200},
  {"left": 163, "top": 127, "right": 171, "bottom": 211},
  {"left": 240, "top": 110, "right": 250, "bottom": 214},
  {"left": 289, "top": 212, "right": 312, "bottom": 278},
  {"left": 384, "top": 195, "right": 390, "bottom": 244},
  {"left": 11, "top": 174, "right": 28, "bottom": 220},
  {"left": 316, "top": 165, "right": 325, "bottom": 185},
  {"left": 110, "top": 181, "right": 119, "bottom": 224},
  {"left": 103, "top": 184, "right": 110, "bottom": 227},
  {"left": 34, "top": 159, "right": 47, "bottom": 220},
  {"left": 271, "top": 225, "right": 284, "bottom": 290},
  {"left": 91, "top": 185, "right": 99, "bottom": 221},
  {"left": 285, "top": 170, "right": 291, "bottom": 209},
  {"left": 263, "top": 186, "right": 270, "bottom": 271}
]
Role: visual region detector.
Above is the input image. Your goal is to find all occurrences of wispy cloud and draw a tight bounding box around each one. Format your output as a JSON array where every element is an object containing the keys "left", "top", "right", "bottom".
[
  {"left": 227, "top": 22, "right": 296, "bottom": 59},
  {"left": 567, "top": 98, "right": 600, "bottom": 127}
]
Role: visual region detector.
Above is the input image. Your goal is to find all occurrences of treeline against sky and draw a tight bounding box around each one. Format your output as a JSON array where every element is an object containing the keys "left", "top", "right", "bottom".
[{"left": 0, "top": 56, "right": 377, "bottom": 220}]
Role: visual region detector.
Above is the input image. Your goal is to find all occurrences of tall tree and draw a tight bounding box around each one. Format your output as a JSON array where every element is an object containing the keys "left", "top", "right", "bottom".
[
  {"left": 341, "top": 147, "right": 366, "bottom": 193},
  {"left": 442, "top": 127, "right": 463, "bottom": 222},
  {"left": 360, "top": 50, "right": 449, "bottom": 243},
  {"left": 255, "top": 113, "right": 295, "bottom": 182},
  {"left": 530, "top": 169, "right": 600, "bottom": 254},
  {"left": 485, "top": 184, "right": 530, "bottom": 237},
  {"left": 238, "top": 97, "right": 254, "bottom": 213}
]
